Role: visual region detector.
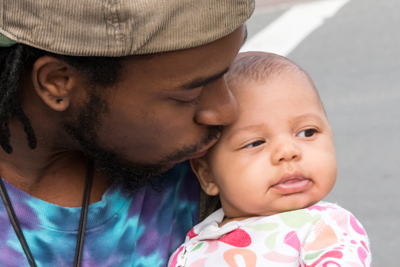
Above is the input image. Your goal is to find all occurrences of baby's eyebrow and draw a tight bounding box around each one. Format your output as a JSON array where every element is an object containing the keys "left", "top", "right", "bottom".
[
  {"left": 227, "top": 124, "right": 265, "bottom": 140},
  {"left": 290, "top": 113, "right": 325, "bottom": 123}
]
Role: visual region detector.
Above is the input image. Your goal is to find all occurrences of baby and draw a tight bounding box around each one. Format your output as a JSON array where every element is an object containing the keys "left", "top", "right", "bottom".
[{"left": 169, "top": 52, "right": 371, "bottom": 267}]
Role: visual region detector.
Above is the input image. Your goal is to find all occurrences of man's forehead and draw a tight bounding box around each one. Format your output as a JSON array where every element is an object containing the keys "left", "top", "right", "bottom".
[{"left": 121, "top": 26, "right": 247, "bottom": 90}]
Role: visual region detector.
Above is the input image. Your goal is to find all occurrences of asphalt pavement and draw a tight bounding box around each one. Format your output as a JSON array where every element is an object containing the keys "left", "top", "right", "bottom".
[{"left": 246, "top": 0, "right": 400, "bottom": 265}]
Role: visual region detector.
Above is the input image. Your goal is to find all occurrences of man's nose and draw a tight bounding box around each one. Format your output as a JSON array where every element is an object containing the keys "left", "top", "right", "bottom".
[
  {"left": 270, "top": 137, "right": 302, "bottom": 164},
  {"left": 194, "top": 77, "right": 238, "bottom": 126}
]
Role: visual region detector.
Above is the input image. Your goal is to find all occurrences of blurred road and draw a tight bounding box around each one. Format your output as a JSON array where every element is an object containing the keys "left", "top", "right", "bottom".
[{"left": 245, "top": 0, "right": 400, "bottom": 265}]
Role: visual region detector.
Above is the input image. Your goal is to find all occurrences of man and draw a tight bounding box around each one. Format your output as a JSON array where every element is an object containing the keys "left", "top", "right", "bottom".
[{"left": 0, "top": 0, "right": 254, "bottom": 266}]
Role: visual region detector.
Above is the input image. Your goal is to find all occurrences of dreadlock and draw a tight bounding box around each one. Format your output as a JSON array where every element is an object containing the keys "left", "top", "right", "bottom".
[{"left": 0, "top": 44, "right": 123, "bottom": 154}]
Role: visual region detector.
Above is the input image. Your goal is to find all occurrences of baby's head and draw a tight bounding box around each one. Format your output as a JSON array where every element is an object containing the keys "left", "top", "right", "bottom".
[{"left": 191, "top": 52, "right": 337, "bottom": 220}]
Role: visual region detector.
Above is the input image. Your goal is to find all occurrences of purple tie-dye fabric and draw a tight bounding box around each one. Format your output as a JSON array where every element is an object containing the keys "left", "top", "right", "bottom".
[{"left": 0, "top": 161, "right": 199, "bottom": 267}]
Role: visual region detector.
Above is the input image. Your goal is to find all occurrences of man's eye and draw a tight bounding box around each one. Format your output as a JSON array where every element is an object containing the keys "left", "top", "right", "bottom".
[
  {"left": 245, "top": 140, "right": 265, "bottom": 148},
  {"left": 175, "top": 95, "right": 203, "bottom": 106},
  {"left": 297, "top": 129, "right": 317, "bottom": 138}
]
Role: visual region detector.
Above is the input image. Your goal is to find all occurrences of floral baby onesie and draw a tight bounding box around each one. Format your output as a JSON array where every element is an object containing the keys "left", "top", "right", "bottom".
[{"left": 169, "top": 201, "right": 371, "bottom": 267}]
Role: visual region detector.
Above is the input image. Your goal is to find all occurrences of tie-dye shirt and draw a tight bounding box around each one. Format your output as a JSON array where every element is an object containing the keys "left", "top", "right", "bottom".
[
  {"left": 169, "top": 201, "right": 371, "bottom": 267},
  {"left": 0, "top": 161, "right": 199, "bottom": 267}
]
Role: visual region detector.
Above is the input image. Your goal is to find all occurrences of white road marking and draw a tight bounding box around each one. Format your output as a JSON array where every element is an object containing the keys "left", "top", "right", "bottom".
[{"left": 241, "top": 0, "right": 350, "bottom": 56}]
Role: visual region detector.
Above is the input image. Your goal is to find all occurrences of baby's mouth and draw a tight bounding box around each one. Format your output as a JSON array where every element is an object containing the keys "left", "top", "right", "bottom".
[{"left": 271, "top": 171, "right": 312, "bottom": 194}]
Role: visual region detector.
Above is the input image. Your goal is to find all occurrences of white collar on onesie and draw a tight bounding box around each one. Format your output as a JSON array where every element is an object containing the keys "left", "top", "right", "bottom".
[{"left": 188, "top": 208, "right": 263, "bottom": 243}]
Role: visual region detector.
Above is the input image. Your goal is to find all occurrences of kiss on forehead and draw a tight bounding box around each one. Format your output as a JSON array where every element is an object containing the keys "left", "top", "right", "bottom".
[{"left": 169, "top": 52, "right": 370, "bottom": 267}]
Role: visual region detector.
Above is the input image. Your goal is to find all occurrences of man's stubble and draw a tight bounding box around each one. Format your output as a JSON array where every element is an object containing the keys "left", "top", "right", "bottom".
[{"left": 61, "top": 92, "right": 221, "bottom": 191}]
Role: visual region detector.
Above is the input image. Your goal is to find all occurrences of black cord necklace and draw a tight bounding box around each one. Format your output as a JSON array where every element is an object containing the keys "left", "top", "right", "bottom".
[{"left": 0, "top": 160, "right": 94, "bottom": 267}]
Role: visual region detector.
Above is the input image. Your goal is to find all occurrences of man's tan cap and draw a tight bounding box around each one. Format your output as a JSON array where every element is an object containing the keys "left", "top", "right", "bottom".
[{"left": 0, "top": 0, "right": 254, "bottom": 56}]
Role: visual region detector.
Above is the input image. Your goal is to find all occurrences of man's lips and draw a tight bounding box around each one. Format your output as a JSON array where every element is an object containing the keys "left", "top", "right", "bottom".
[
  {"left": 271, "top": 171, "right": 312, "bottom": 194},
  {"left": 187, "top": 134, "right": 221, "bottom": 159}
]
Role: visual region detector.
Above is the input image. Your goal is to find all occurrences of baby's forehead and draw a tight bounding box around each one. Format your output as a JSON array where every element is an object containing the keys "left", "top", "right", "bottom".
[
  {"left": 229, "top": 65, "right": 317, "bottom": 99},
  {"left": 226, "top": 53, "right": 324, "bottom": 109}
]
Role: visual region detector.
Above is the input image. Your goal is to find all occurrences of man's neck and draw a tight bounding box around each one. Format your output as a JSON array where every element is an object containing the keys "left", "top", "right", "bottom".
[{"left": 0, "top": 122, "right": 111, "bottom": 207}]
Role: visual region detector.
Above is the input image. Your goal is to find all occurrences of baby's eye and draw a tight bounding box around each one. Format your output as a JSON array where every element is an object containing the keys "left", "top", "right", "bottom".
[
  {"left": 297, "top": 129, "right": 317, "bottom": 138},
  {"left": 245, "top": 140, "right": 265, "bottom": 148}
]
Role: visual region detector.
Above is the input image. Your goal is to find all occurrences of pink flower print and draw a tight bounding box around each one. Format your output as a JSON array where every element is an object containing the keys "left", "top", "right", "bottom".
[{"left": 219, "top": 228, "right": 252, "bottom": 247}]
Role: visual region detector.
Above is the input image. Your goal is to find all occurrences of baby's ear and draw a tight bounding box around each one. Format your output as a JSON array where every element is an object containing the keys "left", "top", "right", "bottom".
[{"left": 190, "top": 157, "right": 219, "bottom": 196}]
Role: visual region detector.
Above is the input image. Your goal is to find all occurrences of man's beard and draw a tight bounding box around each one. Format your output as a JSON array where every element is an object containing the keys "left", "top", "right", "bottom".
[{"left": 61, "top": 93, "right": 221, "bottom": 192}]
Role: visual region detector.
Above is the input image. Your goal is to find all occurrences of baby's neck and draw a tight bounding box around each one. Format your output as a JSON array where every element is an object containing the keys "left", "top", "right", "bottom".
[{"left": 218, "top": 216, "right": 253, "bottom": 227}]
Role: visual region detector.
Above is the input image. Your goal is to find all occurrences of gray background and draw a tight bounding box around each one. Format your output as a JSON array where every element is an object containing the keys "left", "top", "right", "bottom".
[{"left": 246, "top": 0, "right": 400, "bottom": 265}]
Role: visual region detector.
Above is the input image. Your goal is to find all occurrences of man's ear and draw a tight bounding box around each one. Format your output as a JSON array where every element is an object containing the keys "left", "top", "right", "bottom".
[
  {"left": 190, "top": 157, "right": 219, "bottom": 196},
  {"left": 31, "top": 55, "right": 80, "bottom": 112}
]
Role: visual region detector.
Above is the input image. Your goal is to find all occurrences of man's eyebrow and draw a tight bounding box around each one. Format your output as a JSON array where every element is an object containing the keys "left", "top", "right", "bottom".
[{"left": 181, "top": 67, "right": 230, "bottom": 90}]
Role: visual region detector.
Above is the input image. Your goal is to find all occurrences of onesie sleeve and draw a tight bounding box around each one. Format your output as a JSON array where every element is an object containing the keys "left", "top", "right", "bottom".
[{"left": 301, "top": 206, "right": 371, "bottom": 267}]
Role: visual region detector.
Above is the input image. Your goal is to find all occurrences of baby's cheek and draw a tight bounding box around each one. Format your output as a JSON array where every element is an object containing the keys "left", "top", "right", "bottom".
[{"left": 313, "top": 175, "right": 335, "bottom": 200}]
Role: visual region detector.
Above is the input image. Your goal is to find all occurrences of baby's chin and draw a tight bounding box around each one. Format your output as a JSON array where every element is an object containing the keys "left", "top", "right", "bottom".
[
  {"left": 274, "top": 195, "right": 322, "bottom": 212},
  {"left": 228, "top": 198, "right": 323, "bottom": 219}
]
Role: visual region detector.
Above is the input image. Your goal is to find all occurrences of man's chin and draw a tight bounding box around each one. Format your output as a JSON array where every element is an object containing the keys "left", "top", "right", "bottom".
[
  {"left": 157, "top": 162, "right": 177, "bottom": 174},
  {"left": 162, "top": 134, "right": 220, "bottom": 165},
  {"left": 157, "top": 152, "right": 204, "bottom": 172},
  {"left": 186, "top": 149, "right": 209, "bottom": 159}
]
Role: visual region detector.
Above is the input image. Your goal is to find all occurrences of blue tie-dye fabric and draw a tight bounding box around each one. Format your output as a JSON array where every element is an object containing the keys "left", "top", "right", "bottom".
[{"left": 0, "top": 161, "right": 199, "bottom": 267}]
